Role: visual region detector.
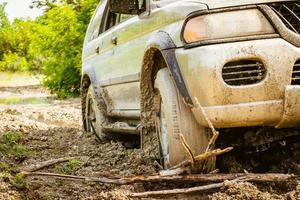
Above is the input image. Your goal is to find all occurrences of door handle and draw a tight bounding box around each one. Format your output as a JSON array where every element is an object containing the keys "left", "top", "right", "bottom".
[
  {"left": 111, "top": 36, "right": 118, "bottom": 45},
  {"left": 95, "top": 46, "right": 100, "bottom": 54}
]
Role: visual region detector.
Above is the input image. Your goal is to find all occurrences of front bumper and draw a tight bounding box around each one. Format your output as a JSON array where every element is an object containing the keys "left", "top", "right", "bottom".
[{"left": 175, "top": 38, "right": 300, "bottom": 128}]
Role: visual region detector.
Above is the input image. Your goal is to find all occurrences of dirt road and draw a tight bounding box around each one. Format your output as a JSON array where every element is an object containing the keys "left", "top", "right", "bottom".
[{"left": 0, "top": 83, "right": 299, "bottom": 199}]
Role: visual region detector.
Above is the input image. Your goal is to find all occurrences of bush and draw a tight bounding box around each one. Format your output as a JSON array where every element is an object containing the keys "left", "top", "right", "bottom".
[
  {"left": 34, "top": 5, "right": 83, "bottom": 98},
  {"left": 0, "top": 52, "right": 29, "bottom": 72}
]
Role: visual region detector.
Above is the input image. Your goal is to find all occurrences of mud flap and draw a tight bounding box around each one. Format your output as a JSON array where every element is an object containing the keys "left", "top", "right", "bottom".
[{"left": 276, "top": 85, "right": 300, "bottom": 128}]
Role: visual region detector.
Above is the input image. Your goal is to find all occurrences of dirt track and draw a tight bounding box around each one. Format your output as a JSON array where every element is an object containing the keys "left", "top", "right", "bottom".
[{"left": 0, "top": 85, "right": 300, "bottom": 200}]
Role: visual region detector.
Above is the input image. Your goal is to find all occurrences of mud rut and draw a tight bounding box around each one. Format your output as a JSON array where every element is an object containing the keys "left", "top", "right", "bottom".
[{"left": 0, "top": 85, "right": 299, "bottom": 200}]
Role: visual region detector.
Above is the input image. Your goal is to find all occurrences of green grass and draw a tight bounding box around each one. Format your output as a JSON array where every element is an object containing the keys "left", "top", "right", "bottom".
[
  {"left": 0, "top": 97, "right": 49, "bottom": 105},
  {"left": 0, "top": 132, "right": 31, "bottom": 158},
  {"left": 54, "top": 159, "right": 81, "bottom": 175}
]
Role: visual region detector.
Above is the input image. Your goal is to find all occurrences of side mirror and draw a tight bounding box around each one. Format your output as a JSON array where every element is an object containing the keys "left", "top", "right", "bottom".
[{"left": 110, "top": 0, "right": 146, "bottom": 15}]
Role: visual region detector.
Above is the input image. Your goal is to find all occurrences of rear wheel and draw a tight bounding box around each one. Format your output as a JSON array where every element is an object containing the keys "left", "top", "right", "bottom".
[
  {"left": 155, "top": 68, "right": 214, "bottom": 171},
  {"left": 85, "top": 85, "right": 106, "bottom": 141}
]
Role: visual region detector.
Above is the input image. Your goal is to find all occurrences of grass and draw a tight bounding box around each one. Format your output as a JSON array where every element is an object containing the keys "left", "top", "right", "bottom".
[
  {"left": 0, "top": 72, "right": 42, "bottom": 87},
  {"left": 54, "top": 159, "right": 81, "bottom": 175},
  {"left": 0, "top": 97, "right": 49, "bottom": 105},
  {"left": 0, "top": 131, "right": 31, "bottom": 158}
]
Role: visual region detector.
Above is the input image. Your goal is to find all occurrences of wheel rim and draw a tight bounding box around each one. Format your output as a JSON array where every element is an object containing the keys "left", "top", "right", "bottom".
[{"left": 160, "top": 99, "right": 170, "bottom": 167}]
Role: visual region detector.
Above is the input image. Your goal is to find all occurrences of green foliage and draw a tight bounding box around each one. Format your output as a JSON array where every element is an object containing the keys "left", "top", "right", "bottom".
[
  {"left": 0, "top": 3, "right": 9, "bottom": 28},
  {"left": 0, "top": 52, "right": 29, "bottom": 71},
  {"left": 37, "top": 5, "right": 83, "bottom": 97},
  {"left": 0, "top": 162, "right": 18, "bottom": 174},
  {"left": 10, "top": 173, "right": 26, "bottom": 189},
  {"left": 0, "top": 132, "right": 31, "bottom": 158},
  {"left": 54, "top": 159, "right": 81, "bottom": 174},
  {"left": 0, "top": 0, "right": 100, "bottom": 97}
]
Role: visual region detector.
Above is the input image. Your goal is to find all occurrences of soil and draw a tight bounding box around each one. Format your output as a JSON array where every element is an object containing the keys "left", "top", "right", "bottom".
[{"left": 0, "top": 85, "right": 299, "bottom": 200}]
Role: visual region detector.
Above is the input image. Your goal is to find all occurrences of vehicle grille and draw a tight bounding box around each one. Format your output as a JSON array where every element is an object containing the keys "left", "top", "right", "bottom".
[
  {"left": 269, "top": 2, "right": 300, "bottom": 34},
  {"left": 292, "top": 60, "right": 300, "bottom": 85},
  {"left": 222, "top": 60, "right": 266, "bottom": 86}
]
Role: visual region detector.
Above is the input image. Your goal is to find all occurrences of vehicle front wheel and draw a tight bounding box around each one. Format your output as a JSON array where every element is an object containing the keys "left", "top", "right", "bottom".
[
  {"left": 85, "top": 85, "right": 106, "bottom": 141},
  {"left": 154, "top": 68, "right": 215, "bottom": 172}
]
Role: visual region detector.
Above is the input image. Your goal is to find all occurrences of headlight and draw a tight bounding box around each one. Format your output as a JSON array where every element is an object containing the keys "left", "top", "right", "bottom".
[{"left": 183, "top": 9, "right": 275, "bottom": 44}]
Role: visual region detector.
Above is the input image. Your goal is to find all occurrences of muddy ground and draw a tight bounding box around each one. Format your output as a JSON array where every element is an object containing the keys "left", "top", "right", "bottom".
[{"left": 0, "top": 84, "right": 300, "bottom": 200}]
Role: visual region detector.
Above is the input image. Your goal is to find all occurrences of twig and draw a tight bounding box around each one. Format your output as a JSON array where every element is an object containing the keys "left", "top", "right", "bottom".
[
  {"left": 20, "top": 157, "right": 78, "bottom": 172},
  {"left": 194, "top": 98, "right": 219, "bottom": 152},
  {"left": 129, "top": 177, "right": 248, "bottom": 197},
  {"left": 164, "top": 147, "right": 233, "bottom": 175},
  {"left": 179, "top": 134, "right": 195, "bottom": 166},
  {"left": 22, "top": 171, "right": 296, "bottom": 185},
  {"left": 194, "top": 147, "right": 233, "bottom": 161}
]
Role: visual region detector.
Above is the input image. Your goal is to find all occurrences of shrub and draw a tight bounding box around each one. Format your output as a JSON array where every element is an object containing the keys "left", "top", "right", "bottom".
[{"left": 0, "top": 52, "right": 29, "bottom": 72}]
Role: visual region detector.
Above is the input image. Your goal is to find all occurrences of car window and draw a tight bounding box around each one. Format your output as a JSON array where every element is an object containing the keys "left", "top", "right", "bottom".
[
  {"left": 101, "top": 0, "right": 146, "bottom": 32},
  {"left": 104, "top": 11, "right": 118, "bottom": 31},
  {"left": 118, "top": 14, "right": 135, "bottom": 24},
  {"left": 88, "top": 0, "right": 107, "bottom": 41}
]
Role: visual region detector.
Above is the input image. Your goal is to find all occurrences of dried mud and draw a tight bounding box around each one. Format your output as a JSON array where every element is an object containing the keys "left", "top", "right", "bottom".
[{"left": 0, "top": 86, "right": 299, "bottom": 200}]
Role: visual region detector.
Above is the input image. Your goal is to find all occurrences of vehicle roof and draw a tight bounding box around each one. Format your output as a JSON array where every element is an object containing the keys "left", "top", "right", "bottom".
[{"left": 154, "top": 0, "right": 295, "bottom": 9}]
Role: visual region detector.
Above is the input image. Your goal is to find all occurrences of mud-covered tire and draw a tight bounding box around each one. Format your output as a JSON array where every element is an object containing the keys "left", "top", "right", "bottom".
[
  {"left": 85, "top": 85, "right": 106, "bottom": 141},
  {"left": 155, "top": 68, "right": 215, "bottom": 171}
]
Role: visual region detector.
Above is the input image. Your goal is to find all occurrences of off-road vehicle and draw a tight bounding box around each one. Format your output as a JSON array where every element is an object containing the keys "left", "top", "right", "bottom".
[{"left": 81, "top": 0, "right": 300, "bottom": 170}]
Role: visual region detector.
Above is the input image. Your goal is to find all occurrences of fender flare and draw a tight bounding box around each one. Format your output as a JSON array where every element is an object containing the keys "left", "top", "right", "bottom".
[
  {"left": 142, "top": 31, "right": 193, "bottom": 106},
  {"left": 81, "top": 66, "right": 104, "bottom": 131},
  {"left": 81, "top": 66, "right": 102, "bottom": 103}
]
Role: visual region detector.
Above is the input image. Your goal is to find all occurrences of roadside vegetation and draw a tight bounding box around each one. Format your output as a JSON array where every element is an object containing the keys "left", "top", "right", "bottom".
[{"left": 0, "top": 0, "right": 99, "bottom": 98}]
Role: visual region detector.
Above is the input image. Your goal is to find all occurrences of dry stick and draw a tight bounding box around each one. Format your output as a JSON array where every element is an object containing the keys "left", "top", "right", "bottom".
[
  {"left": 130, "top": 181, "right": 228, "bottom": 197},
  {"left": 21, "top": 171, "right": 296, "bottom": 185},
  {"left": 159, "top": 147, "right": 233, "bottom": 176},
  {"left": 129, "top": 177, "right": 253, "bottom": 198},
  {"left": 20, "top": 157, "right": 78, "bottom": 172},
  {"left": 179, "top": 134, "right": 195, "bottom": 166},
  {"left": 194, "top": 98, "right": 219, "bottom": 152}
]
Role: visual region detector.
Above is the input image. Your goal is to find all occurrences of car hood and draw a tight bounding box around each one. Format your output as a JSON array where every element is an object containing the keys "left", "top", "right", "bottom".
[{"left": 188, "top": 0, "right": 295, "bottom": 9}]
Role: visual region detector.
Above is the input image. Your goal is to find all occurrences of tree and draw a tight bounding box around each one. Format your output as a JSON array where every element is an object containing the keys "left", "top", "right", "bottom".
[
  {"left": 0, "top": 0, "right": 100, "bottom": 97},
  {"left": 0, "top": 3, "right": 9, "bottom": 28}
]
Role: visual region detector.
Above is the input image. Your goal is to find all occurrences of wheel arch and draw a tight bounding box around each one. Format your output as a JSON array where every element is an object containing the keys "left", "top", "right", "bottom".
[
  {"left": 140, "top": 31, "right": 193, "bottom": 132},
  {"left": 81, "top": 68, "right": 102, "bottom": 131}
]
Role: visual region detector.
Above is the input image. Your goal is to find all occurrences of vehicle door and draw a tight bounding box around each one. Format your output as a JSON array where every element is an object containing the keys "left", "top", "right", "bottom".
[{"left": 96, "top": 0, "right": 150, "bottom": 117}]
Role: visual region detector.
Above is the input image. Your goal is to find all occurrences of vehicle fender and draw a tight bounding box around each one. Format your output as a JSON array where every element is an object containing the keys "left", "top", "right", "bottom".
[
  {"left": 81, "top": 66, "right": 103, "bottom": 111},
  {"left": 143, "top": 31, "right": 193, "bottom": 106}
]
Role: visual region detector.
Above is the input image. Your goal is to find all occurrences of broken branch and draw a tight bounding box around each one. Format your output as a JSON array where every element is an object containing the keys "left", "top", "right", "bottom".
[
  {"left": 165, "top": 147, "right": 233, "bottom": 175},
  {"left": 22, "top": 171, "right": 296, "bottom": 185},
  {"left": 180, "top": 133, "right": 196, "bottom": 166},
  {"left": 129, "top": 176, "right": 252, "bottom": 198},
  {"left": 194, "top": 98, "right": 219, "bottom": 152},
  {"left": 130, "top": 180, "right": 228, "bottom": 197},
  {"left": 20, "top": 157, "right": 78, "bottom": 172}
]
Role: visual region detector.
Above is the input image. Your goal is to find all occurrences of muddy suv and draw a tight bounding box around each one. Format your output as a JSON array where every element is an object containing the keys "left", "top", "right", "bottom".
[{"left": 81, "top": 0, "right": 300, "bottom": 170}]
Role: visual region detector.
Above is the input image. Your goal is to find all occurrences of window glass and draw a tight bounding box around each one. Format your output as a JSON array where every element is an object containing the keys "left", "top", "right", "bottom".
[
  {"left": 88, "top": 0, "right": 107, "bottom": 41},
  {"left": 119, "top": 14, "right": 134, "bottom": 23},
  {"left": 105, "top": 11, "right": 118, "bottom": 31}
]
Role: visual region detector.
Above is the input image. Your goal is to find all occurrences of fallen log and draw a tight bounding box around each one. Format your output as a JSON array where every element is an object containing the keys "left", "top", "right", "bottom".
[{"left": 21, "top": 172, "right": 297, "bottom": 185}]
